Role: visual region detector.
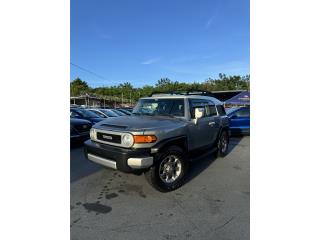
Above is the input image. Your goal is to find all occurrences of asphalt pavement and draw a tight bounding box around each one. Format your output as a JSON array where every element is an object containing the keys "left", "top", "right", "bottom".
[{"left": 70, "top": 136, "right": 250, "bottom": 240}]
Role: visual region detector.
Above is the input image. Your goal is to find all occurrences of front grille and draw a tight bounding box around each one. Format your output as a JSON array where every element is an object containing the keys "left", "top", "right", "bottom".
[
  {"left": 70, "top": 127, "right": 78, "bottom": 135},
  {"left": 74, "top": 124, "right": 92, "bottom": 133},
  {"left": 97, "top": 132, "right": 121, "bottom": 144}
]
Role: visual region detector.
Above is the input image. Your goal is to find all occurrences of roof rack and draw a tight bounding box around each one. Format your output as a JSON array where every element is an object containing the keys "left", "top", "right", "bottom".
[
  {"left": 186, "top": 90, "right": 216, "bottom": 97},
  {"left": 148, "top": 91, "right": 185, "bottom": 97},
  {"left": 149, "top": 89, "right": 216, "bottom": 97}
]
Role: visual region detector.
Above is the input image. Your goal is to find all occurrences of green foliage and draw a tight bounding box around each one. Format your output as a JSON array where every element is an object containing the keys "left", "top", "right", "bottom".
[
  {"left": 70, "top": 78, "right": 90, "bottom": 96},
  {"left": 70, "top": 74, "right": 250, "bottom": 102}
]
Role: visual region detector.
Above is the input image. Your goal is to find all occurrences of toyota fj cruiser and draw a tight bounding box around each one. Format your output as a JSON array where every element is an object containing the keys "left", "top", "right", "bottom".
[{"left": 84, "top": 91, "right": 229, "bottom": 192}]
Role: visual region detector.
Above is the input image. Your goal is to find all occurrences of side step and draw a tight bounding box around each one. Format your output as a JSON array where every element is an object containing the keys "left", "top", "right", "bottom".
[{"left": 188, "top": 147, "right": 218, "bottom": 162}]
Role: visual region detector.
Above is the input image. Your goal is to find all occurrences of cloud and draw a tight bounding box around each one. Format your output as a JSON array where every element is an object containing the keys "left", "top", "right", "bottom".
[
  {"left": 92, "top": 22, "right": 112, "bottom": 40},
  {"left": 141, "top": 57, "right": 160, "bottom": 65},
  {"left": 205, "top": 17, "right": 214, "bottom": 29}
]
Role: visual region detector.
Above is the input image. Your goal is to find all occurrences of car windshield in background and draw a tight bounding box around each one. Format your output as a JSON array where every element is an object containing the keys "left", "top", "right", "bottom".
[
  {"left": 112, "top": 109, "right": 126, "bottom": 116},
  {"left": 132, "top": 98, "right": 185, "bottom": 117},
  {"left": 226, "top": 107, "right": 240, "bottom": 115},
  {"left": 89, "top": 110, "right": 106, "bottom": 118},
  {"left": 76, "top": 109, "right": 100, "bottom": 118},
  {"left": 101, "top": 109, "right": 119, "bottom": 117},
  {"left": 118, "top": 109, "right": 132, "bottom": 115}
]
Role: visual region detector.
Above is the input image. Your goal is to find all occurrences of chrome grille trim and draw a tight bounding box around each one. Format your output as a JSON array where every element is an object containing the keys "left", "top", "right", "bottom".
[
  {"left": 93, "top": 129, "right": 127, "bottom": 148},
  {"left": 87, "top": 153, "right": 117, "bottom": 169}
]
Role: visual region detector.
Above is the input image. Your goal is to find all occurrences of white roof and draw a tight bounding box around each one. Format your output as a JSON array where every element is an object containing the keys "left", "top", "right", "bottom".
[{"left": 141, "top": 94, "right": 223, "bottom": 105}]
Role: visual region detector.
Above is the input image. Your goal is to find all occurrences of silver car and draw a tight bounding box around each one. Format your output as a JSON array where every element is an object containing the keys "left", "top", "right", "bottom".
[{"left": 84, "top": 91, "right": 230, "bottom": 192}]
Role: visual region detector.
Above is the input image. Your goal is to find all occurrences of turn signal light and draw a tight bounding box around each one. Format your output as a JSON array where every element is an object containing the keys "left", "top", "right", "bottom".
[{"left": 133, "top": 135, "right": 157, "bottom": 144}]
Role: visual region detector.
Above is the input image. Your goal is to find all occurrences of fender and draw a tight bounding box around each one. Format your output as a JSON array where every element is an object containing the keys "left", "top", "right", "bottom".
[
  {"left": 151, "top": 135, "right": 188, "bottom": 154},
  {"left": 215, "top": 126, "right": 230, "bottom": 145}
]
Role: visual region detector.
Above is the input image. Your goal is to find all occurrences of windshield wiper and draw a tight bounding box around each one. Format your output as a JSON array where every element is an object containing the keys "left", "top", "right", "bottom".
[
  {"left": 132, "top": 112, "right": 152, "bottom": 116},
  {"left": 154, "top": 113, "right": 175, "bottom": 118}
]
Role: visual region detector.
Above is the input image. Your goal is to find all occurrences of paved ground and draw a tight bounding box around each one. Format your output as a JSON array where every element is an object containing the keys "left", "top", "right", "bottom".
[{"left": 70, "top": 137, "right": 250, "bottom": 240}]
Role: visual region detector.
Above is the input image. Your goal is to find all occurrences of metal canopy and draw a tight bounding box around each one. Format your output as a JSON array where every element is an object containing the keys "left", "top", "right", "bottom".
[{"left": 224, "top": 91, "right": 250, "bottom": 105}]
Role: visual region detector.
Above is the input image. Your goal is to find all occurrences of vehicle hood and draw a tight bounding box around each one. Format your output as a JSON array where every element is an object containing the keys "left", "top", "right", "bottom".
[{"left": 94, "top": 115, "right": 187, "bottom": 132}]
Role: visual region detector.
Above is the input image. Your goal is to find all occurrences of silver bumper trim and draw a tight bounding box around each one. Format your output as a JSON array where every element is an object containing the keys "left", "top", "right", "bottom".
[
  {"left": 87, "top": 153, "right": 117, "bottom": 169},
  {"left": 127, "top": 157, "right": 153, "bottom": 169}
]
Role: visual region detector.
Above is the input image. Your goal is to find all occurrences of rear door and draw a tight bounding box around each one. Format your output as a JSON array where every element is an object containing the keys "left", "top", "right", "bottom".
[{"left": 205, "top": 100, "right": 220, "bottom": 142}]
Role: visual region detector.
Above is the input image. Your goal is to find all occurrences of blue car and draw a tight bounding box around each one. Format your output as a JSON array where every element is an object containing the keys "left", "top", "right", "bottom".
[
  {"left": 70, "top": 108, "right": 104, "bottom": 124},
  {"left": 226, "top": 107, "right": 250, "bottom": 135}
]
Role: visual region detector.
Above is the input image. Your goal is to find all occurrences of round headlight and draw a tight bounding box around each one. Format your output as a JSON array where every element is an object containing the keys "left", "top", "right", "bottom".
[
  {"left": 122, "top": 133, "right": 134, "bottom": 147},
  {"left": 90, "top": 128, "right": 96, "bottom": 140}
]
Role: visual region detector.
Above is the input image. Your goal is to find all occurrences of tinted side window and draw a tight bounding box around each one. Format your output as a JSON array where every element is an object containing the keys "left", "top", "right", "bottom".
[
  {"left": 205, "top": 104, "right": 217, "bottom": 117},
  {"left": 169, "top": 99, "right": 185, "bottom": 116},
  {"left": 189, "top": 99, "right": 208, "bottom": 118},
  {"left": 216, "top": 105, "right": 226, "bottom": 116},
  {"left": 235, "top": 108, "right": 250, "bottom": 117}
]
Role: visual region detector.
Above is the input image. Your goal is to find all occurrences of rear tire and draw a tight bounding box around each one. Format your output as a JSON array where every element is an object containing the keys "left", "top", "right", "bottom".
[
  {"left": 144, "top": 146, "right": 188, "bottom": 192},
  {"left": 217, "top": 130, "right": 229, "bottom": 157}
]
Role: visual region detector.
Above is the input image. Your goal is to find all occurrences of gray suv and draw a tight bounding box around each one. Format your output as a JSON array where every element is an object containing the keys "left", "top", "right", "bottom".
[{"left": 84, "top": 91, "right": 229, "bottom": 192}]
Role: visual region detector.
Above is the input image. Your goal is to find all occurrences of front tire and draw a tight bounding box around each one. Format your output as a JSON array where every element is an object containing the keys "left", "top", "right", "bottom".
[
  {"left": 217, "top": 130, "right": 229, "bottom": 157},
  {"left": 144, "top": 146, "right": 188, "bottom": 192}
]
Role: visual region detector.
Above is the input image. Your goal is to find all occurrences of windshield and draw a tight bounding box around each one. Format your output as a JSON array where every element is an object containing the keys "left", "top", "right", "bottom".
[
  {"left": 226, "top": 107, "right": 239, "bottom": 115},
  {"left": 132, "top": 98, "right": 185, "bottom": 117},
  {"left": 101, "top": 109, "right": 119, "bottom": 117},
  {"left": 74, "top": 108, "right": 101, "bottom": 118},
  {"left": 112, "top": 109, "right": 126, "bottom": 116},
  {"left": 119, "top": 109, "right": 131, "bottom": 115}
]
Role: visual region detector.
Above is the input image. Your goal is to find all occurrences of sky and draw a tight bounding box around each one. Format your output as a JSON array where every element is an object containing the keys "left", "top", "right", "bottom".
[{"left": 71, "top": 0, "right": 250, "bottom": 88}]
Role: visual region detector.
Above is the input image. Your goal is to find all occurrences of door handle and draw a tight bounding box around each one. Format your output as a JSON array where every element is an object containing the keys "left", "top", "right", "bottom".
[{"left": 209, "top": 122, "right": 215, "bottom": 126}]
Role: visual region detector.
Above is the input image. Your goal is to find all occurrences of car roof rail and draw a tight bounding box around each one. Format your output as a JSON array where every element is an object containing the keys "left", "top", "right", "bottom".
[
  {"left": 149, "top": 89, "right": 216, "bottom": 97},
  {"left": 149, "top": 91, "right": 185, "bottom": 97},
  {"left": 186, "top": 89, "right": 218, "bottom": 97}
]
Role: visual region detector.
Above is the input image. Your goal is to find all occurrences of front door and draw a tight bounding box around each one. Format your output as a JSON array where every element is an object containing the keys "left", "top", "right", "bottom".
[
  {"left": 188, "top": 99, "right": 217, "bottom": 150},
  {"left": 230, "top": 108, "right": 250, "bottom": 132}
]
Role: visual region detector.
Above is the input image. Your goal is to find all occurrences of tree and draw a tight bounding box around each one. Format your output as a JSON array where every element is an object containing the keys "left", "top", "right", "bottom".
[
  {"left": 70, "top": 78, "right": 89, "bottom": 96},
  {"left": 70, "top": 73, "right": 250, "bottom": 104},
  {"left": 119, "top": 82, "right": 133, "bottom": 90},
  {"left": 155, "top": 78, "right": 172, "bottom": 90}
]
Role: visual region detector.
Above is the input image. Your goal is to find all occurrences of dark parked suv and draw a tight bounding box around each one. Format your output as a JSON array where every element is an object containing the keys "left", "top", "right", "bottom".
[
  {"left": 70, "top": 118, "right": 92, "bottom": 143},
  {"left": 84, "top": 91, "right": 229, "bottom": 191}
]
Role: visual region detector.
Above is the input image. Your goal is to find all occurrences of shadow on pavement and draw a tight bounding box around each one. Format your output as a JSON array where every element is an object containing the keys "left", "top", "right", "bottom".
[
  {"left": 70, "top": 137, "right": 244, "bottom": 184},
  {"left": 184, "top": 136, "right": 243, "bottom": 185},
  {"left": 228, "top": 136, "right": 244, "bottom": 153},
  {"left": 70, "top": 142, "right": 102, "bottom": 183}
]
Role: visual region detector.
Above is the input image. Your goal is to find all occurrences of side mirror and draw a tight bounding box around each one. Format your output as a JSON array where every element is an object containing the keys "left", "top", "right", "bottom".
[
  {"left": 231, "top": 115, "right": 238, "bottom": 119},
  {"left": 194, "top": 107, "right": 204, "bottom": 124}
]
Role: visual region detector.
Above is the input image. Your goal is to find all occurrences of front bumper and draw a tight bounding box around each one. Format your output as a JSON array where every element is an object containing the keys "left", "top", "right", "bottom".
[{"left": 84, "top": 139, "right": 153, "bottom": 173}]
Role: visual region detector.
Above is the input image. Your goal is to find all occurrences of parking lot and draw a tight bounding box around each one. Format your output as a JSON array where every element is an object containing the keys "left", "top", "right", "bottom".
[{"left": 71, "top": 136, "right": 250, "bottom": 240}]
